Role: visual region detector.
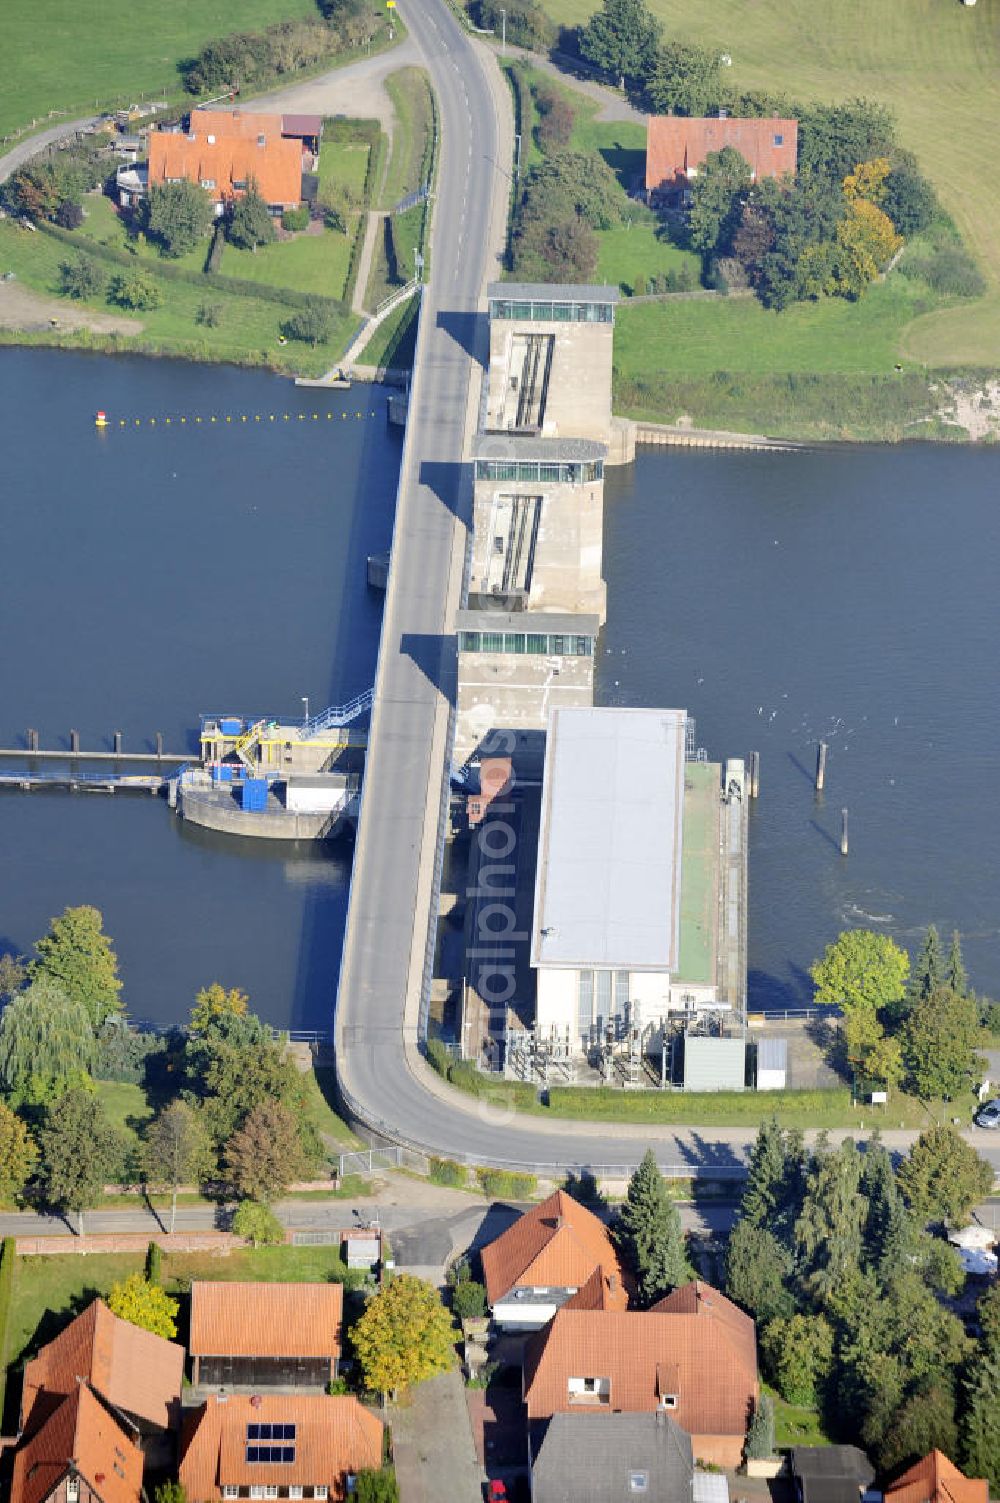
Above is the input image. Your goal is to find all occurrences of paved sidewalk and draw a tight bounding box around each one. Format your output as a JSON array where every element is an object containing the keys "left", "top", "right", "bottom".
[{"left": 391, "top": 1370, "right": 483, "bottom": 1503}]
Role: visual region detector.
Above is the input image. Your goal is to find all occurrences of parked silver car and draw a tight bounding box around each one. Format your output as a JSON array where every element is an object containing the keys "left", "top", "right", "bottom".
[{"left": 973, "top": 1097, "right": 1000, "bottom": 1129}]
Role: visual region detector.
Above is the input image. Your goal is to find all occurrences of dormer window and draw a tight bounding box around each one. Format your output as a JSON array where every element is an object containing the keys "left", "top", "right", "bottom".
[
  {"left": 661, "top": 1394, "right": 678, "bottom": 1410},
  {"left": 629, "top": 1475, "right": 649, "bottom": 1495},
  {"left": 207, "top": 133, "right": 216, "bottom": 144},
  {"left": 773, "top": 133, "right": 784, "bottom": 146},
  {"left": 258, "top": 135, "right": 266, "bottom": 147}
]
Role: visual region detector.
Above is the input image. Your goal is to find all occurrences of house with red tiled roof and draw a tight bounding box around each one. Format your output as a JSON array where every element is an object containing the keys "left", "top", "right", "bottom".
[
  {"left": 480, "top": 1190, "right": 628, "bottom": 1331},
  {"left": 147, "top": 110, "right": 302, "bottom": 214},
  {"left": 19, "top": 1299, "right": 184, "bottom": 1441},
  {"left": 11, "top": 1383, "right": 144, "bottom": 1503},
  {"left": 179, "top": 1393, "right": 383, "bottom": 1503},
  {"left": 522, "top": 1280, "right": 758, "bottom": 1468},
  {"left": 884, "top": 1451, "right": 989, "bottom": 1503},
  {"left": 189, "top": 1282, "right": 343, "bottom": 1388},
  {"left": 646, "top": 115, "right": 798, "bottom": 202}
]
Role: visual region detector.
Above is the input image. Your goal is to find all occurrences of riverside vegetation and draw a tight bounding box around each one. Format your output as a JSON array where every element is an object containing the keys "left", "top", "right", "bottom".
[
  {"left": 490, "top": 0, "right": 1000, "bottom": 440},
  {"left": 0, "top": 906, "right": 356, "bottom": 1234}
]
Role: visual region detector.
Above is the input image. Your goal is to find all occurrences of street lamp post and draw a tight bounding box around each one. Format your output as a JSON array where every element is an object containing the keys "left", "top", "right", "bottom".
[
  {"left": 500, "top": 6, "right": 506, "bottom": 54},
  {"left": 514, "top": 131, "right": 522, "bottom": 181},
  {"left": 302, "top": 696, "right": 310, "bottom": 726}
]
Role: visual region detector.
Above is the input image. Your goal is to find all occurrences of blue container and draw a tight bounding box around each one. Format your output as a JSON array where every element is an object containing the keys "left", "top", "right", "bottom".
[
  {"left": 213, "top": 764, "right": 235, "bottom": 784},
  {"left": 220, "top": 718, "right": 242, "bottom": 736},
  {"left": 241, "top": 778, "right": 268, "bottom": 811}
]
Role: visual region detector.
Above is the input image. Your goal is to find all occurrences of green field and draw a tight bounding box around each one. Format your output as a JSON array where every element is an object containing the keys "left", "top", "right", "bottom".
[
  {"left": 544, "top": 0, "right": 1000, "bottom": 366},
  {"left": 0, "top": 215, "right": 358, "bottom": 375},
  {"left": 1, "top": 0, "right": 317, "bottom": 139},
  {"left": 614, "top": 276, "right": 938, "bottom": 379},
  {"left": 319, "top": 140, "right": 372, "bottom": 203},
  {"left": 223, "top": 230, "right": 355, "bottom": 301}
]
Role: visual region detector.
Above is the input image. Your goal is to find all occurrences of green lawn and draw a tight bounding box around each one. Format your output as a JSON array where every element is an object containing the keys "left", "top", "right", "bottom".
[
  {"left": 223, "top": 228, "right": 356, "bottom": 301},
  {"left": 544, "top": 0, "right": 1000, "bottom": 366},
  {"left": 766, "top": 1386, "right": 830, "bottom": 1449},
  {"left": 380, "top": 68, "right": 434, "bottom": 209},
  {"left": 0, "top": 218, "right": 358, "bottom": 375},
  {"left": 595, "top": 223, "right": 698, "bottom": 296},
  {"left": 319, "top": 140, "right": 372, "bottom": 203},
  {"left": 1, "top": 0, "right": 317, "bottom": 139},
  {"left": 540, "top": 1084, "right": 945, "bottom": 1129},
  {"left": 97, "top": 1079, "right": 155, "bottom": 1139},
  {"left": 614, "top": 276, "right": 938, "bottom": 379},
  {"left": 301, "top": 1066, "right": 361, "bottom": 1149}
]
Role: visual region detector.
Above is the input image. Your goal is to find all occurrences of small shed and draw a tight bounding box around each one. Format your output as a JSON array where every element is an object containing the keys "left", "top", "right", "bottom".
[
  {"left": 344, "top": 1231, "right": 381, "bottom": 1272},
  {"left": 757, "top": 1037, "right": 788, "bottom": 1090},
  {"left": 683, "top": 1035, "right": 746, "bottom": 1092},
  {"left": 284, "top": 774, "right": 349, "bottom": 813}
]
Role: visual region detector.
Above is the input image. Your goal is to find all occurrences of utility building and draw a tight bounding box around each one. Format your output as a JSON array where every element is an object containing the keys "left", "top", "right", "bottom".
[
  {"left": 530, "top": 707, "right": 747, "bottom": 1062},
  {"left": 485, "top": 285, "right": 627, "bottom": 459}
]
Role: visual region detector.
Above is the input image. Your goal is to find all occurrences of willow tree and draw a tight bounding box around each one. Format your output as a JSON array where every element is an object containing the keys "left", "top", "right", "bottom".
[{"left": 0, "top": 976, "right": 95, "bottom": 1104}]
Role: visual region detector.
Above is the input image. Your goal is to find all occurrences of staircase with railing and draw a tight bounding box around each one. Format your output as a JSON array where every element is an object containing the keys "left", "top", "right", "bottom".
[
  {"left": 233, "top": 719, "right": 267, "bottom": 772},
  {"left": 301, "top": 689, "right": 374, "bottom": 738}
]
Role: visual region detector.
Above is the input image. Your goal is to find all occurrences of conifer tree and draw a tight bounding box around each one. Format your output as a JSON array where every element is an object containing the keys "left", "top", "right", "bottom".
[
  {"left": 947, "top": 930, "right": 969, "bottom": 997},
  {"left": 794, "top": 1138, "right": 865, "bottom": 1306},
  {"left": 962, "top": 1345, "right": 1000, "bottom": 1492},
  {"left": 617, "top": 1149, "right": 688, "bottom": 1305},
  {"left": 910, "top": 924, "right": 943, "bottom": 1004}
]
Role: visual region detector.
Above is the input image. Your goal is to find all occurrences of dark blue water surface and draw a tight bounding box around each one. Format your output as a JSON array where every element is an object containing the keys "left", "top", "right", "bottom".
[
  {"left": 4, "top": 350, "right": 1000, "bottom": 1023},
  {"left": 0, "top": 349, "right": 401, "bottom": 1028},
  {"left": 598, "top": 445, "right": 1000, "bottom": 1010}
]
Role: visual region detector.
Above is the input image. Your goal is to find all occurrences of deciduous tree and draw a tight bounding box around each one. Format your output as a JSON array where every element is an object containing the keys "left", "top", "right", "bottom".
[
  {"left": 60, "top": 255, "right": 106, "bottom": 302},
  {"left": 646, "top": 41, "right": 723, "bottom": 116},
  {"left": 579, "top": 0, "right": 661, "bottom": 89},
  {"left": 282, "top": 299, "right": 337, "bottom": 346},
  {"left": 761, "top": 1312, "right": 834, "bottom": 1406},
  {"left": 0, "top": 977, "right": 95, "bottom": 1105},
  {"left": 108, "top": 1272, "right": 179, "bottom": 1339},
  {"left": 0, "top": 954, "right": 27, "bottom": 1002},
  {"left": 33, "top": 905, "right": 124, "bottom": 1029},
  {"left": 0, "top": 1101, "right": 38, "bottom": 1203},
  {"left": 354, "top": 1470, "right": 399, "bottom": 1503},
  {"left": 797, "top": 99, "right": 896, "bottom": 183},
  {"left": 144, "top": 1100, "right": 214, "bottom": 1233},
  {"left": 232, "top": 1198, "right": 284, "bottom": 1246},
  {"left": 902, "top": 985, "right": 982, "bottom": 1100},
  {"left": 228, "top": 182, "right": 276, "bottom": 251},
  {"left": 616, "top": 1149, "right": 687, "bottom": 1305},
  {"left": 897, "top": 1123, "right": 992, "bottom": 1226},
  {"left": 353, "top": 1274, "right": 455, "bottom": 1400},
  {"left": 224, "top": 1098, "right": 308, "bottom": 1202},
  {"left": 687, "top": 147, "right": 753, "bottom": 258},
  {"left": 810, "top": 930, "right": 908, "bottom": 1064},
  {"left": 185, "top": 1006, "right": 298, "bottom": 1144},
  {"left": 190, "top": 982, "right": 250, "bottom": 1035},
  {"left": 883, "top": 159, "right": 937, "bottom": 237},
  {"left": 40, "top": 1088, "right": 128, "bottom": 1235},
  {"left": 147, "top": 180, "right": 214, "bottom": 258}
]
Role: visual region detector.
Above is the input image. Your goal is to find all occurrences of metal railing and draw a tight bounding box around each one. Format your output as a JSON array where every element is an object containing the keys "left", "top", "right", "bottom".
[{"left": 302, "top": 689, "right": 374, "bottom": 736}]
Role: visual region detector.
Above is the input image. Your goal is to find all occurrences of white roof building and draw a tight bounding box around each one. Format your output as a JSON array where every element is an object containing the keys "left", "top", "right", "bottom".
[
  {"left": 531, "top": 706, "right": 687, "bottom": 972},
  {"left": 530, "top": 707, "right": 720, "bottom": 1053}
]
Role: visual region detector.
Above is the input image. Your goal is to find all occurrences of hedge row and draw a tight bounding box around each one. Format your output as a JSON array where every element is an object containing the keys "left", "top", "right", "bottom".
[
  {"left": 43, "top": 221, "right": 349, "bottom": 316},
  {"left": 429, "top": 1156, "right": 468, "bottom": 1188},
  {"left": 475, "top": 1167, "right": 538, "bottom": 1200},
  {"left": 0, "top": 1237, "right": 15, "bottom": 1423}
]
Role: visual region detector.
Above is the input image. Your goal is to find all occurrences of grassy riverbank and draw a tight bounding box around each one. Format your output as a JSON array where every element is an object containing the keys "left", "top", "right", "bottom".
[
  {"left": 542, "top": 0, "right": 1000, "bottom": 368},
  {"left": 501, "top": 47, "right": 1000, "bottom": 440}
]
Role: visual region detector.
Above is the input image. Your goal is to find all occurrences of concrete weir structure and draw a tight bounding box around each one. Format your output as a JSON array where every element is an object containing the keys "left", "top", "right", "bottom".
[{"left": 455, "top": 284, "right": 619, "bottom": 773}]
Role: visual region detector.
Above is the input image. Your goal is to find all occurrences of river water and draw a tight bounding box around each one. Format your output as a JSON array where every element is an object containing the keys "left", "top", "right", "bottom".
[
  {"left": 3, "top": 351, "right": 999, "bottom": 1024},
  {"left": 0, "top": 349, "right": 401, "bottom": 1030},
  {"left": 599, "top": 445, "right": 1000, "bottom": 1009}
]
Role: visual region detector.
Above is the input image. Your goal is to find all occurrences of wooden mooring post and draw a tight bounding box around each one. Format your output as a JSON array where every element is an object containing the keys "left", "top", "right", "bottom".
[
  {"left": 69, "top": 729, "right": 79, "bottom": 755},
  {"left": 113, "top": 730, "right": 123, "bottom": 756},
  {"left": 27, "top": 728, "right": 38, "bottom": 752},
  {"left": 840, "top": 807, "right": 849, "bottom": 856},
  {"left": 815, "top": 741, "right": 828, "bottom": 791}
]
